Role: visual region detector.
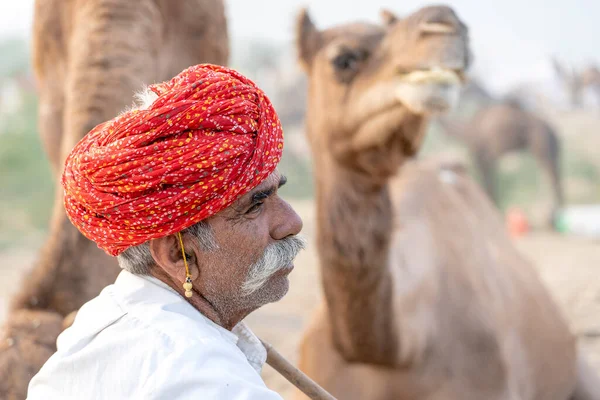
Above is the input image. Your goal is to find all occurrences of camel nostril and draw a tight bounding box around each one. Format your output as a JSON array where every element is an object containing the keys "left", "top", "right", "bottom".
[
  {"left": 419, "top": 22, "right": 457, "bottom": 34},
  {"left": 418, "top": 7, "right": 461, "bottom": 34},
  {"left": 419, "top": 21, "right": 457, "bottom": 35}
]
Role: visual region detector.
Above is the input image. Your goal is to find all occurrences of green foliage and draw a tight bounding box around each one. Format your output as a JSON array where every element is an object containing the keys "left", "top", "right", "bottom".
[
  {"left": 276, "top": 144, "right": 314, "bottom": 200},
  {"left": 0, "top": 94, "right": 54, "bottom": 248},
  {"left": 0, "top": 37, "right": 31, "bottom": 79}
]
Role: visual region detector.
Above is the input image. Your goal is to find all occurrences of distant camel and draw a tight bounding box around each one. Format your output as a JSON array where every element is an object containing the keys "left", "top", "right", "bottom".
[
  {"left": 436, "top": 101, "right": 564, "bottom": 227},
  {"left": 0, "top": 1, "right": 229, "bottom": 399},
  {"left": 552, "top": 58, "right": 600, "bottom": 108}
]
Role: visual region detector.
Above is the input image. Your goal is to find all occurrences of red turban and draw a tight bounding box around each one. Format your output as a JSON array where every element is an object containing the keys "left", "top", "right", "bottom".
[{"left": 62, "top": 64, "right": 284, "bottom": 256}]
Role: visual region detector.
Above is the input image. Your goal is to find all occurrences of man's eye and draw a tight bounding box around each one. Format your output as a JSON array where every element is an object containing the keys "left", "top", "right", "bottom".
[{"left": 246, "top": 202, "right": 264, "bottom": 214}]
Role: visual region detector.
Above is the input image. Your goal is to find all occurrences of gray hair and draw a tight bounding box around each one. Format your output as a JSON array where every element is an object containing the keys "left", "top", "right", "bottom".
[{"left": 117, "top": 220, "right": 217, "bottom": 275}]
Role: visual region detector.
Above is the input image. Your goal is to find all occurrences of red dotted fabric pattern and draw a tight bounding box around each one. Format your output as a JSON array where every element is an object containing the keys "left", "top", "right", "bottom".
[{"left": 61, "top": 64, "right": 284, "bottom": 256}]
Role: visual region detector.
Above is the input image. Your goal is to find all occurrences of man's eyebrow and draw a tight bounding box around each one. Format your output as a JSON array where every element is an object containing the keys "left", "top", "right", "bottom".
[
  {"left": 227, "top": 176, "right": 288, "bottom": 219},
  {"left": 250, "top": 175, "right": 287, "bottom": 204},
  {"left": 279, "top": 175, "right": 287, "bottom": 188}
]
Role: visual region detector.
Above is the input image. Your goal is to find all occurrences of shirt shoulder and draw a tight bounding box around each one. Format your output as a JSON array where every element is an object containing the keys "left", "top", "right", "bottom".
[
  {"left": 28, "top": 275, "right": 282, "bottom": 400},
  {"left": 140, "top": 337, "right": 283, "bottom": 399}
]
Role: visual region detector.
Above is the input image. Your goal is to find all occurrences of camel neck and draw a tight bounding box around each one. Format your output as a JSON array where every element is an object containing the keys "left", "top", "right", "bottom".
[{"left": 313, "top": 159, "right": 398, "bottom": 365}]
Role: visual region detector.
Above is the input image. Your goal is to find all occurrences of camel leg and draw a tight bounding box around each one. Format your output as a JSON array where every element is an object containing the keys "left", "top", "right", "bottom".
[
  {"left": 474, "top": 150, "right": 499, "bottom": 207},
  {"left": 571, "top": 351, "right": 600, "bottom": 400},
  {"left": 543, "top": 157, "right": 564, "bottom": 229},
  {"left": 532, "top": 133, "right": 563, "bottom": 229}
]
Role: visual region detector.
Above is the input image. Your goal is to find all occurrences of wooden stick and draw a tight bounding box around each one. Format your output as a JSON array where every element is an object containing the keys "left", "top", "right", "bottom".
[{"left": 261, "top": 340, "right": 337, "bottom": 400}]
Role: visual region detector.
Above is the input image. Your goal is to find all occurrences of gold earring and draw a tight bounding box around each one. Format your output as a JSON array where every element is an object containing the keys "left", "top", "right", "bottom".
[{"left": 177, "top": 232, "right": 193, "bottom": 298}]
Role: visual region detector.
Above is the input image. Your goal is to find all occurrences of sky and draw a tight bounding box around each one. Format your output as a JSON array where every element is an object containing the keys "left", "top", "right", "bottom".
[{"left": 0, "top": 0, "right": 598, "bottom": 94}]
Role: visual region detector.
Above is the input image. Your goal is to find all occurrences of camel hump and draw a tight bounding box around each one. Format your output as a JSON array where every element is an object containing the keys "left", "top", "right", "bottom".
[{"left": 402, "top": 156, "right": 470, "bottom": 186}]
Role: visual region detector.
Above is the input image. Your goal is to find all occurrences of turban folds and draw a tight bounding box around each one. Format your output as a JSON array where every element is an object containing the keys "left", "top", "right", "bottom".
[{"left": 62, "top": 64, "right": 284, "bottom": 256}]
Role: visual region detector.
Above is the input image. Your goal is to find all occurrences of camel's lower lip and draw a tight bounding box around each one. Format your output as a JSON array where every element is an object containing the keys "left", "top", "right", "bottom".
[
  {"left": 397, "top": 67, "right": 463, "bottom": 85},
  {"left": 393, "top": 70, "right": 463, "bottom": 115}
]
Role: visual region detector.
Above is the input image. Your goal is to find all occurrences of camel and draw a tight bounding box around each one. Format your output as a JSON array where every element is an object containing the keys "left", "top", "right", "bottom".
[
  {"left": 460, "top": 77, "right": 495, "bottom": 106},
  {"left": 0, "top": 1, "right": 228, "bottom": 398},
  {"left": 293, "top": 5, "right": 600, "bottom": 400},
  {"left": 552, "top": 58, "right": 600, "bottom": 108},
  {"left": 435, "top": 101, "right": 564, "bottom": 228}
]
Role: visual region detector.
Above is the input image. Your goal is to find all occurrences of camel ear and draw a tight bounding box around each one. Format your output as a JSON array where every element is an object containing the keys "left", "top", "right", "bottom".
[
  {"left": 551, "top": 57, "right": 576, "bottom": 83},
  {"left": 551, "top": 57, "right": 567, "bottom": 80},
  {"left": 296, "top": 8, "right": 322, "bottom": 72},
  {"left": 380, "top": 9, "right": 399, "bottom": 26}
]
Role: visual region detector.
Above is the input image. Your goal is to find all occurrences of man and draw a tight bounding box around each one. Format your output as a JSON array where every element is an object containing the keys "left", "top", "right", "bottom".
[{"left": 27, "top": 64, "right": 305, "bottom": 399}]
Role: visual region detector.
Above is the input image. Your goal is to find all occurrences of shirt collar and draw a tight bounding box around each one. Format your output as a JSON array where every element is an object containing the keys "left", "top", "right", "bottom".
[{"left": 114, "top": 270, "right": 268, "bottom": 373}]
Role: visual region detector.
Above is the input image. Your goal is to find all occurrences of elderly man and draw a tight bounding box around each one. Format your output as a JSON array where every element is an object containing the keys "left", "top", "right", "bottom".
[{"left": 27, "top": 64, "right": 305, "bottom": 399}]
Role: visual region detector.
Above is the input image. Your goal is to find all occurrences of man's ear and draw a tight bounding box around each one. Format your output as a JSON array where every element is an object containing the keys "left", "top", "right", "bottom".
[
  {"left": 149, "top": 233, "right": 201, "bottom": 284},
  {"left": 296, "top": 8, "right": 322, "bottom": 72}
]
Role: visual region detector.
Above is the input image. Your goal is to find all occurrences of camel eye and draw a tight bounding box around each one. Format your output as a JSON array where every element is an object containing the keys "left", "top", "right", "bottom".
[
  {"left": 332, "top": 52, "right": 360, "bottom": 71},
  {"left": 331, "top": 49, "right": 369, "bottom": 83}
]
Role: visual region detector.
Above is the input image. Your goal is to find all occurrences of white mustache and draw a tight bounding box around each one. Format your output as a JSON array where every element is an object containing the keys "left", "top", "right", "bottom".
[{"left": 241, "top": 235, "right": 307, "bottom": 296}]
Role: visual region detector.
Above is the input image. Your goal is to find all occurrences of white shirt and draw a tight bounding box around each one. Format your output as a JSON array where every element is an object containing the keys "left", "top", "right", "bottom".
[{"left": 27, "top": 270, "right": 283, "bottom": 399}]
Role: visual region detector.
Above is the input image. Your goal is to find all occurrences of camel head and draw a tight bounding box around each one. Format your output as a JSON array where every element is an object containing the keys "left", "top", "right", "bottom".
[
  {"left": 551, "top": 57, "right": 585, "bottom": 108},
  {"left": 296, "top": 5, "right": 471, "bottom": 179},
  {"left": 552, "top": 60, "right": 600, "bottom": 108},
  {"left": 581, "top": 65, "right": 600, "bottom": 88}
]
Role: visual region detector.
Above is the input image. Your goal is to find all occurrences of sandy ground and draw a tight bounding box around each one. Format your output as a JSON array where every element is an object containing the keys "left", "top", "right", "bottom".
[{"left": 1, "top": 199, "right": 599, "bottom": 399}]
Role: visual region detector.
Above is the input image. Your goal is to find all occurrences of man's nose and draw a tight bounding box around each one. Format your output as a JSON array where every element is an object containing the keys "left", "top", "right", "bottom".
[{"left": 271, "top": 199, "right": 303, "bottom": 240}]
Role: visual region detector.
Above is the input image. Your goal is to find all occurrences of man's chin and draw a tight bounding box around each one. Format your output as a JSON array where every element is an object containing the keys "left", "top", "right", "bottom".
[
  {"left": 252, "top": 273, "right": 290, "bottom": 305},
  {"left": 265, "top": 274, "right": 290, "bottom": 303},
  {"left": 242, "top": 265, "right": 294, "bottom": 306}
]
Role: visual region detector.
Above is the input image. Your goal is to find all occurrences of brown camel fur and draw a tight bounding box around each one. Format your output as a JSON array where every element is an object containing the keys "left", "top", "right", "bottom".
[
  {"left": 0, "top": 1, "right": 228, "bottom": 398},
  {"left": 294, "top": 6, "right": 600, "bottom": 400},
  {"left": 552, "top": 58, "right": 600, "bottom": 108},
  {"left": 436, "top": 102, "right": 564, "bottom": 227}
]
